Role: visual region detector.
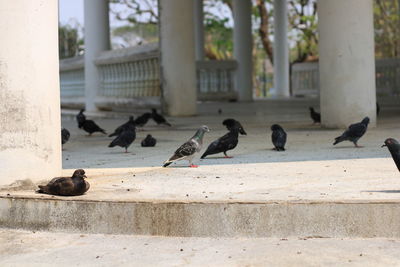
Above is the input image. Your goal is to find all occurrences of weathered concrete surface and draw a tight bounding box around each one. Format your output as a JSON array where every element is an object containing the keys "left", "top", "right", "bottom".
[
  {"left": 1, "top": 229, "right": 400, "bottom": 267},
  {"left": 0, "top": 0, "right": 61, "bottom": 185},
  {"left": 1, "top": 99, "right": 400, "bottom": 237}
]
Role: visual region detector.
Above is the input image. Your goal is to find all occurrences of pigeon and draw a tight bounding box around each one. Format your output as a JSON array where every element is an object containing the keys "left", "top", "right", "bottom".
[
  {"left": 201, "top": 127, "right": 239, "bottom": 159},
  {"left": 382, "top": 138, "right": 400, "bottom": 171},
  {"left": 141, "top": 134, "right": 157, "bottom": 147},
  {"left": 309, "top": 107, "right": 321, "bottom": 124},
  {"left": 76, "top": 109, "right": 86, "bottom": 129},
  {"left": 376, "top": 102, "right": 380, "bottom": 116},
  {"left": 37, "top": 169, "right": 90, "bottom": 196},
  {"left": 151, "top": 109, "right": 171, "bottom": 126},
  {"left": 109, "top": 116, "right": 135, "bottom": 137},
  {"left": 134, "top": 113, "right": 152, "bottom": 127},
  {"left": 108, "top": 126, "right": 136, "bottom": 153},
  {"left": 81, "top": 119, "right": 107, "bottom": 135},
  {"left": 163, "top": 125, "right": 210, "bottom": 168},
  {"left": 61, "top": 128, "right": 70, "bottom": 147},
  {"left": 222, "top": 118, "right": 247, "bottom": 135},
  {"left": 271, "top": 124, "right": 287, "bottom": 151},
  {"left": 333, "top": 117, "right": 370, "bottom": 147}
]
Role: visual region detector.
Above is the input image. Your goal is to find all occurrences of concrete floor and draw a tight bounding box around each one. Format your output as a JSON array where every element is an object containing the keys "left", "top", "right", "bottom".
[
  {"left": 3, "top": 98, "right": 400, "bottom": 203},
  {"left": 1, "top": 229, "right": 400, "bottom": 267}
]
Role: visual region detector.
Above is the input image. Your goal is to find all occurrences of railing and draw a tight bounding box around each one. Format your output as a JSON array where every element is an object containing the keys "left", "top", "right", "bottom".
[
  {"left": 59, "top": 56, "right": 85, "bottom": 108},
  {"left": 59, "top": 43, "right": 238, "bottom": 109},
  {"left": 196, "top": 60, "right": 238, "bottom": 101},
  {"left": 291, "top": 62, "right": 319, "bottom": 97},
  {"left": 291, "top": 58, "right": 400, "bottom": 96}
]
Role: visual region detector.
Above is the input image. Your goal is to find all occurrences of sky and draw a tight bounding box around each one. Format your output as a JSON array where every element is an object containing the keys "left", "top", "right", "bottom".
[{"left": 59, "top": 0, "right": 84, "bottom": 26}]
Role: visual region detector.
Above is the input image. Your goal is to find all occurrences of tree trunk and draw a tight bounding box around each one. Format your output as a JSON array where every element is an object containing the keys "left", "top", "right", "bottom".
[{"left": 256, "top": 0, "right": 274, "bottom": 64}]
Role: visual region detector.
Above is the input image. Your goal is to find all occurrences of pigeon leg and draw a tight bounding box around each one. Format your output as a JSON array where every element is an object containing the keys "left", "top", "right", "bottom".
[
  {"left": 125, "top": 147, "right": 128, "bottom": 153},
  {"left": 190, "top": 164, "right": 199, "bottom": 168},
  {"left": 223, "top": 152, "right": 233, "bottom": 158}
]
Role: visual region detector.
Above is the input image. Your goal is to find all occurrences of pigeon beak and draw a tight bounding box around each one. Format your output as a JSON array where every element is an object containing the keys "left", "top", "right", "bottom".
[
  {"left": 381, "top": 144, "right": 387, "bottom": 148},
  {"left": 83, "top": 175, "right": 87, "bottom": 178}
]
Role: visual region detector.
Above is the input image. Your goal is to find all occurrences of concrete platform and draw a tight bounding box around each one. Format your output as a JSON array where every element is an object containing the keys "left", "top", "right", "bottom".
[
  {"left": 1, "top": 99, "right": 400, "bottom": 237},
  {"left": 1, "top": 229, "right": 400, "bottom": 267}
]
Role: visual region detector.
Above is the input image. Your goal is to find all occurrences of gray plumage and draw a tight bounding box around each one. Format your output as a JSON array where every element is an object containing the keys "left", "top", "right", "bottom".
[
  {"left": 333, "top": 117, "right": 369, "bottom": 147},
  {"left": 76, "top": 109, "right": 86, "bottom": 129},
  {"left": 382, "top": 138, "right": 400, "bottom": 171},
  {"left": 222, "top": 118, "right": 247, "bottom": 135},
  {"left": 109, "top": 116, "right": 135, "bottom": 137},
  {"left": 108, "top": 126, "right": 136, "bottom": 153},
  {"left": 163, "top": 125, "right": 210, "bottom": 167},
  {"left": 271, "top": 124, "right": 287, "bottom": 151},
  {"left": 141, "top": 134, "right": 156, "bottom": 147},
  {"left": 201, "top": 127, "right": 239, "bottom": 159},
  {"left": 61, "top": 128, "right": 70, "bottom": 146},
  {"left": 81, "top": 119, "right": 107, "bottom": 135}
]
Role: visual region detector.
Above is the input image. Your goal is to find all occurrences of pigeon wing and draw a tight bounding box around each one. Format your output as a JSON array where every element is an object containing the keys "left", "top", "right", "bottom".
[{"left": 168, "top": 140, "right": 197, "bottom": 161}]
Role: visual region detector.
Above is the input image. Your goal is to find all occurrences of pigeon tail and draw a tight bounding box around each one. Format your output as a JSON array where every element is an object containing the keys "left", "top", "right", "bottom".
[
  {"left": 333, "top": 135, "right": 344, "bottom": 145},
  {"left": 37, "top": 185, "right": 48, "bottom": 194},
  {"left": 163, "top": 161, "right": 172, "bottom": 167},
  {"left": 100, "top": 129, "right": 107, "bottom": 135},
  {"left": 162, "top": 122, "right": 172, "bottom": 127},
  {"left": 200, "top": 152, "right": 207, "bottom": 159}
]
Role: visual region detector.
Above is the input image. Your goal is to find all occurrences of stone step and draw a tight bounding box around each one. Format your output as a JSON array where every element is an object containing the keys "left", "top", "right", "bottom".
[
  {"left": 1, "top": 195, "right": 400, "bottom": 238},
  {"left": 1, "top": 228, "right": 400, "bottom": 266}
]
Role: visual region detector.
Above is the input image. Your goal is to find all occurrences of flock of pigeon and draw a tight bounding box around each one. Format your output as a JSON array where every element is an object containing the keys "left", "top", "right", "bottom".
[{"left": 38, "top": 105, "right": 400, "bottom": 197}]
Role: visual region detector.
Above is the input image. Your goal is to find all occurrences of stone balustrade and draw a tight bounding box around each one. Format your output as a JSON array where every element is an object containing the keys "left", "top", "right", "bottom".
[
  {"left": 59, "top": 43, "right": 238, "bottom": 109},
  {"left": 291, "top": 58, "right": 400, "bottom": 97}
]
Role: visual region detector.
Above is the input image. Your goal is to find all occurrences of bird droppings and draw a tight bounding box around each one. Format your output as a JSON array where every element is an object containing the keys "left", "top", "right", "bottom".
[
  {"left": 96, "top": 256, "right": 100, "bottom": 259},
  {"left": 127, "top": 189, "right": 130, "bottom": 191},
  {"left": 216, "top": 176, "right": 220, "bottom": 178},
  {"left": 186, "top": 194, "right": 189, "bottom": 197},
  {"left": 180, "top": 249, "right": 183, "bottom": 252},
  {"left": 297, "top": 251, "right": 302, "bottom": 255}
]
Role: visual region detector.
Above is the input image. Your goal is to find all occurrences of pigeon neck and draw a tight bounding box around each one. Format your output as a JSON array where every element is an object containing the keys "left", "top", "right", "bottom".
[{"left": 192, "top": 129, "right": 205, "bottom": 141}]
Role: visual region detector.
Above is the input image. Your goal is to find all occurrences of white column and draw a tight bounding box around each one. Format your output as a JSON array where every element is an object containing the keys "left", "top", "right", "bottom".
[
  {"left": 233, "top": 0, "right": 253, "bottom": 101},
  {"left": 194, "top": 0, "right": 205, "bottom": 61},
  {"left": 0, "top": 1, "right": 61, "bottom": 185},
  {"left": 273, "top": 0, "right": 289, "bottom": 97},
  {"left": 159, "top": 0, "right": 197, "bottom": 116},
  {"left": 84, "top": 0, "right": 110, "bottom": 112},
  {"left": 318, "top": 0, "right": 376, "bottom": 128}
]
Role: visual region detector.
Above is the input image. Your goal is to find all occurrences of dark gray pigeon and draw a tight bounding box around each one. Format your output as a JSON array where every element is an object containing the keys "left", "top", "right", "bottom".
[
  {"left": 81, "top": 119, "right": 107, "bottom": 136},
  {"left": 109, "top": 116, "right": 135, "bottom": 137},
  {"left": 141, "top": 134, "right": 156, "bottom": 147},
  {"left": 76, "top": 109, "right": 86, "bottom": 129},
  {"left": 382, "top": 138, "right": 400, "bottom": 171},
  {"left": 271, "top": 124, "right": 287, "bottom": 151},
  {"left": 163, "top": 125, "right": 210, "bottom": 168},
  {"left": 222, "top": 118, "right": 247, "bottom": 135},
  {"left": 151, "top": 109, "right": 171, "bottom": 126},
  {"left": 309, "top": 107, "right": 321, "bottom": 124},
  {"left": 201, "top": 127, "right": 239, "bottom": 159},
  {"left": 61, "top": 128, "right": 70, "bottom": 148},
  {"left": 333, "top": 117, "right": 370, "bottom": 147},
  {"left": 108, "top": 126, "right": 136, "bottom": 153},
  {"left": 135, "top": 113, "right": 152, "bottom": 127},
  {"left": 37, "top": 169, "right": 90, "bottom": 196}
]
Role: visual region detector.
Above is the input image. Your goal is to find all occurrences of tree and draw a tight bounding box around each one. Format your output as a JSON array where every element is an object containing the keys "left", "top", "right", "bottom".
[
  {"left": 374, "top": 0, "right": 400, "bottom": 58},
  {"left": 59, "top": 24, "right": 83, "bottom": 59}
]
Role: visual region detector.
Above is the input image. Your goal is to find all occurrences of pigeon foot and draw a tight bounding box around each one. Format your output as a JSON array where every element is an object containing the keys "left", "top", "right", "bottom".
[
  {"left": 224, "top": 156, "right": 233, "bottom": 158},
  {"left": 189, "top": 164, "right": 199, "bottom": 168}
]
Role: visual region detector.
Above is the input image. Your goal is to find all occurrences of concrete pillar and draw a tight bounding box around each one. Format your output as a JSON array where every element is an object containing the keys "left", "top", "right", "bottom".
[
  {"left": 159, "top": 0, "right": 197, "bottom": 116},
  {"left": 233, "top": 0, "right": 253, "bottom": 101},
  {"left": 194, "top": 0, "right": 205, "bottom": 61},
  {"left": 84, "top": 0, "right": 110, "bottom": 112},
  {"left": 318, "top": 0, "right": 376, "bottom": 128},
  {"left": 0, "top": 1, "right": 61, "bottom": 185},
  {"left": 273, "top": 0, "right": 290, "bottom": 97}
]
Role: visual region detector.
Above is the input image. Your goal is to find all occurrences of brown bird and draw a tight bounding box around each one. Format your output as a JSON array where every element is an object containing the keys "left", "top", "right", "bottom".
[{"left": 36, "top": 169, "right": 90, "bottom": 196}]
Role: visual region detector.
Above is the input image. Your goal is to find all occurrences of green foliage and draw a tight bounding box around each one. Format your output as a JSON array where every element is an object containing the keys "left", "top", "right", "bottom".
[
  {"left": 374, "top": 0, "right": 400, "bottom": 58},
  {"left": 59, "top": 24, "right": 82, "bottom": 59}
]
